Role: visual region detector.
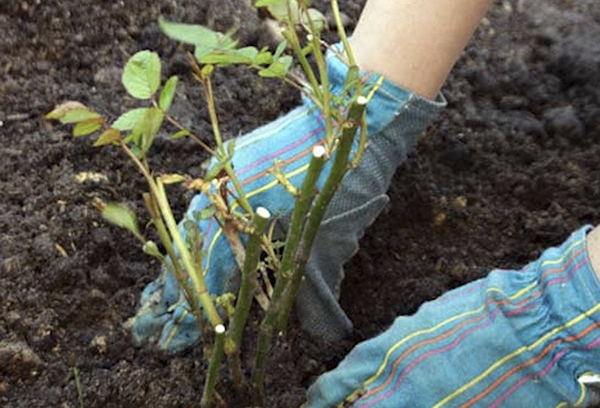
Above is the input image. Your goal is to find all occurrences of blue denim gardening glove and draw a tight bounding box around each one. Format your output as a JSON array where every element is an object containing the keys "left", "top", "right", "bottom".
[
  {"left": 306, "top": 226, "right": 600, "bottom": 408},
  {"left": 130, "top": 47, "right": 445, "bottom": 351}
]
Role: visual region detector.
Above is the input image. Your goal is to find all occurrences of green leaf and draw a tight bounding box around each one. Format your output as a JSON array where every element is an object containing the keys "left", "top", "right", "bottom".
[
  {"left": 344, "top": 65, "right": 361, "bottom": 90},
  {"left": 94, "top": 128, "right": 121, "bottom": 146},
  {"left": 159, "top": 76, "right": 178, "bottom": 111},
  {"left": 134, "top": 107, "right": 164, "bottom": 155},
  {"left": 204, "top": 160, "right": 227, "bottom": 182},
  {"left": 73, "top": 121, "right": 102, "bottom": 137},
  {"left": 171, "top": 129, "right": 191, "bottom": 140},
  {"left": 302, "top": 8, "right": 327, "bottom": 33},
  {"left": 46, "top": 101, "right": 88, "bottom": 120},
  {"left": 193, "top": 206, "right": 217, "bottom": 220},
  {"left": 268, "top": 0, "right": 299, "bottom": 23},
  {"left": 112, "top": 108, "right": 149, "bottom": 131},
  {"left": 159, "top": 17, "right": 237, "bottom": 50},
  {"left": 255, "top": 0, "right": 287, "bottom": 7},
  {"left": 258, "top": 55, "right": 292, "bottom": 78},
  {"left": 101, "top": 203, "right": 141, "bottom": 238},
  {"left": 235, "top": 46, "right": 259, "bottom": 62},
  {"left": 122, "top": 51, "right": 161, "bottom": 99},
  {"left": 253, "top": 50, "right": 273, "bottom": 66},
  {"left": 130, "top": 145, "right": 143, "bottom": 159},
  {"left": 226, "top": 139, "right": 236, "bottom": 158},
  {"left": 61, "top": 109, "right": 101, "bottom": 124},
  {"left": 273, "top": 40, "right": 287, "bottom": 60},
  {"left": 159, "top": 174, "right": 187, "bottom": 184},
  {"left": 201, "top": 64, "right": 215, "bottom": 78}
]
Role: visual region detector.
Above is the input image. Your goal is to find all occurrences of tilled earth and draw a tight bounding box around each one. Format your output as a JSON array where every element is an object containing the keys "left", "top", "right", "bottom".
[{"left": 1, "top": 0, "right": 599, "bottom": 407}]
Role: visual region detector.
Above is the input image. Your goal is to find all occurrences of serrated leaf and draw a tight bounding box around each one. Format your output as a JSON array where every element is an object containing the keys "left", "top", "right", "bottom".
[
  {"left": 46, "top": 101, "right": 88, "bottom": 120},
  {"left": 94, "top": 128, "right": 121, "bottom": 146},
  {"left": 73, "top": 120, "right": 102, "bottom": 137},
  {"left": 101, "top": 203, "right": 141, "bottom": 238},
  {"left": 159, "top": 17, "right": 237, "bottom": 50},
  {"left": 112, "top": 108, "right": 149, "bottom": 131},
  {"left": 159, "top": 76, "right": 178, "bottom": 112},
  {"left": 172, "top": 129, "right": 191, "bottom": 140},
  {"left": 61, "top": 109, "right": 101, "bottom": 124},
  {"left": 122, "top": 50, "right": 161, "bottom": 99}
]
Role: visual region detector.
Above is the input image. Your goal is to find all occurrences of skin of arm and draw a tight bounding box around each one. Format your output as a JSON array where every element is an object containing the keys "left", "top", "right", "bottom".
[
  {"left": 350, "top": 0, "right": 495, "bottom": 100},
  {"left": 587, "top": 226, "right": 600, "bottom": 282}
]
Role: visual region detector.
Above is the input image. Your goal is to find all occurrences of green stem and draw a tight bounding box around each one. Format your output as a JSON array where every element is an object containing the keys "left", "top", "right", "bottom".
[
  {"left": 252, "top": 147, "right": 327, "bottom": 403},
  {"left": 142, "top": 193, "right": 207, "bottom": 337},
  {"left": 303, "top": 12, "right": 333, "bottom": 148},
  {"left": 163, "top": 112, "right": 217, "bottom": 156},
  {"left": 224, "top": 207, "right": 270, "bottom": 389},
  {"left": 205, "top": 77, "right": 226, "bottom": 156},
  {"left": 351, "top": 114, "right": 368, "bottom": 168},
  {"left": 72, "top": 366, "right": 84, "bottom": 408},
  {"left": 283, "top": 20, "right": 322, "bottom": 101},
  {"left": 154, "top": 180, "right": 223, "bottom": 327},
  {"left": 230, "top": 207, "right": 271, "bottom": 349},
  {"left": 201, "top": 324, "right": 226, "bottom": 408},
  {"left": 203, "top": 77, "right": 254, "bottom": 216},
  {"left": 276, "top": 96, "right": 367, "bottom": 330},
  {"left": 330, "top": 0, "right": 356, "bottom": 66}
]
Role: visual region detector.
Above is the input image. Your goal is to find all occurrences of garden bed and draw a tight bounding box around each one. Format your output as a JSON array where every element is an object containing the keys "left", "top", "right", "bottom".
[{"left": 1, "top": 0, "right": 599, "bottom": 406}]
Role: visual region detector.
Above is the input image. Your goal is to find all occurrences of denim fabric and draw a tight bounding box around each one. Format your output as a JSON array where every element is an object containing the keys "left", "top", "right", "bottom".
[
  {"left": 130, "top": 45, "right": 445, "bottom": 350},
  {"left": 306, "top": 226, "right": 600, "bottom": 408}
]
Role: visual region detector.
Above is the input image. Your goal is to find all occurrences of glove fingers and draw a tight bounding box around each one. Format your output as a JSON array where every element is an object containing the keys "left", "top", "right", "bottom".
[
  {"left": 130, "top": 266, "right": 185, "bottom": 345},
  {"left": 158, "top": 303, "right": 201, "bottom": 351}
]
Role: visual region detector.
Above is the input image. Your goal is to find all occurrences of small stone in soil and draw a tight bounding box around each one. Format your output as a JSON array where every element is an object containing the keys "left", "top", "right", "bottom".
[{"left": 0, "top": 341, "right": 42, "bottom": 380}]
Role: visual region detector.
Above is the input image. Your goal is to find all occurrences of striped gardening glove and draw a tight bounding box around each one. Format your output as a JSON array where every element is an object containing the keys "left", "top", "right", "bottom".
[
  {"left": 129, "top": 46, "right": 445, "bottom": 351},
  {"left": 306, "top": 226, "right": 600, "bottom": 408}
]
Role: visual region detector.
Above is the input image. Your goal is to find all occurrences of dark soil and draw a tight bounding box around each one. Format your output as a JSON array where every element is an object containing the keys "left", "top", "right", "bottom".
[{"left": 1, "top": 0, "right": 599, "bottom": 407}]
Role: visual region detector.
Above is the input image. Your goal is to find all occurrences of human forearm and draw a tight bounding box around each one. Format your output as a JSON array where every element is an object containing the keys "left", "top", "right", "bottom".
[{"left": 351, "top": 0, "right": 495, "bottom": 99}]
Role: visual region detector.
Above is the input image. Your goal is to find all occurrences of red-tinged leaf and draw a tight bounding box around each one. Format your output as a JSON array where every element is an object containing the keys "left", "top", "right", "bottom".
[{"left": 45, "top": 101, "right": 88, "bottom": 120}]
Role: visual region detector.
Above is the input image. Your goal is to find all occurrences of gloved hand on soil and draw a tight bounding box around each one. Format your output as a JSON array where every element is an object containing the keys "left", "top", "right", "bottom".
[
  {"left": 129, "top": 48, "right": 444, "bottom": 351},
  {"left": 305, "top": 226, "right": 600, "bottom": 407}
]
